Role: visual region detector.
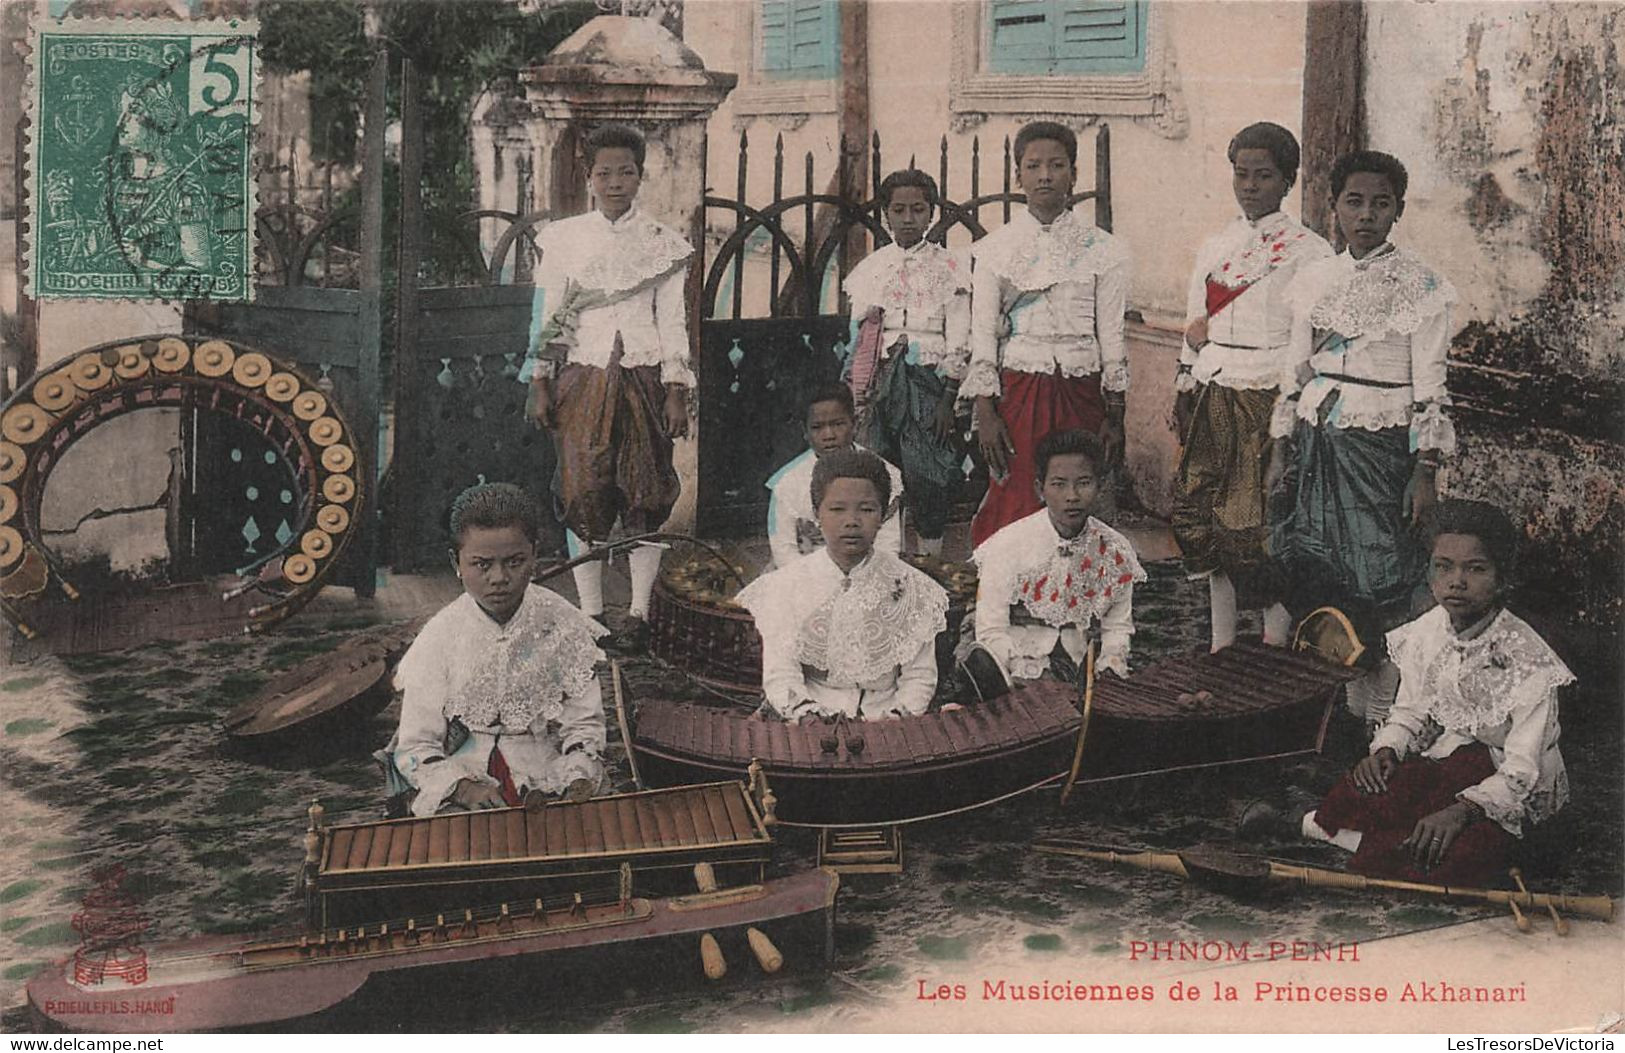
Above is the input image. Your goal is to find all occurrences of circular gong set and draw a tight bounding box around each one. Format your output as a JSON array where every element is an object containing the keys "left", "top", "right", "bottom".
[{"left": 0, "top": 335, "right": 366, "bottom": 640}]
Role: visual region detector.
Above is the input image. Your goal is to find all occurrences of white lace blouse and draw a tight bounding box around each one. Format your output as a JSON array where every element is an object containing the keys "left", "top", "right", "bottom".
[
  {"left": 961, "top": 209, "right": 1131, "bottom": 399},
  {"left": 842, "top": 240, "right": 972, "bottom": 379},
  {"left": 737, "top": 548, "right": 948, "bottom": 720},
  {"left": 523, "top": 207, "right": 695, "bottom": 386},
  {"left": 1371, "top": 605, "right": 1573, "bottom": 836},
  {"left": 1178, "top": 212, "right": 1332, "bottom": 391},
  {"left": 972, "top": 510, "right": 1144, "bottom": 680},
  {"left": 1271, "top": 244, "right": 1458, "bottom": 452},
  {"left": 393, "top": 585, "right": 607, "bottom": 817}
]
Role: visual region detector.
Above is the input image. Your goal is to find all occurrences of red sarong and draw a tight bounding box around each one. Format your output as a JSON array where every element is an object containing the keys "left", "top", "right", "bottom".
[
  {"left": 1315, "top": 744, "right": 1516, "bottom": 887},
  {"left": 970, "top": 369, "right": 1105, "bottom": 548}
]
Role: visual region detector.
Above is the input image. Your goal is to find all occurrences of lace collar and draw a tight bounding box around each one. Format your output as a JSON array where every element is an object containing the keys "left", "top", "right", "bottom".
[
  {"left": 1208, "top": 211, "right": 1325, "bottom": 290},
  {"left": 973, "top": 208, "right": 1125, "bottom": 293},
  {"left": 740, "top": 549, "right": 947, "bottom": 685},
  {"left": 432, "top": 586, "right": 606, "bottom": 730},
  {"left": 979, "top": 513, "right": 1146, "bottom": 627},
  {"left": 1306, "top": 244, "right": 1457, "bottom": 338},
  {"left": 1388, "top": 606, "right": 1575, "bottom": 735},
  {"left": 549, "top": 206, "right": 693, "bottom": 296},
  {"left": 843, "top": 240, "right": 969, "bottom": 315}
]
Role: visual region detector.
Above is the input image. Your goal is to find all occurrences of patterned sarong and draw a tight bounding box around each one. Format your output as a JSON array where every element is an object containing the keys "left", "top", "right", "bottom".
[
  {"left": 1171, "top": 385, "right": 1282, "bottom": 606},
  {"left": 552, "top": 343, "right": 679, "bottom": 541},
  {"left": 970, "top": 368, "right": 1105, "bottom": 549},
  {"left": 1271, "top": 421, "right": 1425, "bottom": 640},
  {"left": 863, "top": 351, "right": 963, "bottom": 540}
]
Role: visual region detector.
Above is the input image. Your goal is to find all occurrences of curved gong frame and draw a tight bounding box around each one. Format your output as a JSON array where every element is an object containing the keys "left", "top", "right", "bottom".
[{"left": 0, "top": 335, "right": 366, "bottom": 639}]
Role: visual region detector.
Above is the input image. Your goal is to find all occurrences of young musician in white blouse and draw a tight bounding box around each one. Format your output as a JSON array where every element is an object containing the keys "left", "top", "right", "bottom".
[
  {"left": 973, "top": 429, "right": 1146, "bottom": 683},
  {"left": 766, "top": 383, "right": 904, "bottom": 569},
  {"left": 961, "top": 121, "right": 1131, "bottom": 549},
  {"left": 1174, "top": 122, "right": 1332, "bottom": 653},
  {"left": 1295, "top": 501, "right": 1573, "bottom": 888},
  {"left": 1268, "top": 150, "right": 1458, "bottom": 730},
  {"left": 383, "top": 484, "right": 607, "bottom": 817},
  {"left": 741, "top": 449, "right": 948, "bottom": 721},
  {"left": 521, "top": 123, "right": 693, "bottom": 647},
  {"left": 842, "top": 168, "right": 972, "bottom": 557}
]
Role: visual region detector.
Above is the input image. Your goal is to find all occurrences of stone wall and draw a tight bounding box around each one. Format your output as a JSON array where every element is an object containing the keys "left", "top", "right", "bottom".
[{"left": 1364, "top": 2, "right": 1624, "bottom": 647}]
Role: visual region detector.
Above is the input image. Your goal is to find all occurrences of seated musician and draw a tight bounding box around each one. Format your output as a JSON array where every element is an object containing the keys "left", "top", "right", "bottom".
[
  {"left": 972, "top": 429, "right": 1145, "bottom": 682},
  {"left": 766, "top": 383, "right": 904, "bottom": 568},
  {"left": 1293, "top": 500, "right": 1573, "bottom": 887},
  {"left": 739, "top": 449, "right": 948, "bottom": 721},
  {"left": 382, "top": 483, "right": 607, "bottom": 817}
]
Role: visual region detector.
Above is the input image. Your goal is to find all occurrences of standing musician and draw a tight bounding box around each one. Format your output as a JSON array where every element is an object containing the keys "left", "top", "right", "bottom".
[
  {"left": 522, "top": 123, "right": 693, "bottom": 648},
  {"left": 842, "top": 168, "right": 971, "bottom": 558},
  {"left": 1173, "top": 122, "right": 1332, "bottom": 653},
  {"left": 1268, "top": 150, "right": 1458, "bottom": 731},
  {"left": 741, "top": 450, "right": 948, "bottom": 722},
  {"left": 962, "top": 120, "right": 1131, "bottom": 548},
  {"left": 972, "top": 429, "right": 1145, "bottom": 683},
  {"left": 383, "top": 483, "right": 607, "bottom": 817}
]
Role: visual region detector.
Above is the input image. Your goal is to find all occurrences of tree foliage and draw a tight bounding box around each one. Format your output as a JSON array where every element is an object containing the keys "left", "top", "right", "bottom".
[{"left": 258, "top": 0, "right": 597, "bottom": 280}]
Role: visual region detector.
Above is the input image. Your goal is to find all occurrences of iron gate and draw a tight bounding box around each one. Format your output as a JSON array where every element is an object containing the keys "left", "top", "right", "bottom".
[{"left": 695, "top": 125, "right": 1113, "bottom": 536}]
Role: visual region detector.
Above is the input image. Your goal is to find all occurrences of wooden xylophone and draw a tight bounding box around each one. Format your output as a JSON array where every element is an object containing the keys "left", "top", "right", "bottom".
[
  {"left": 629, "top": 639, "right": 1361, "bottom": 827},
  {"left": 308, "top": 782, "right": 775, "bottom": 928}
]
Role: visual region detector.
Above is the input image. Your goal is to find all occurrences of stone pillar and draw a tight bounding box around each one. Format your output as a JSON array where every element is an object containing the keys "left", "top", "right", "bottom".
[{"left": 520, "top": 16, "right": 736, "bottom": 533}]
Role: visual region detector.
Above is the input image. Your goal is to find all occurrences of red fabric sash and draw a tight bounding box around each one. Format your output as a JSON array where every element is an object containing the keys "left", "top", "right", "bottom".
[
  {"left": 1205, "top": 277, "right": 1250, "bottom": 319},
  {"left": 848, "top": 306, "right": 886, "bottom": 402},
  {"left": 486, "top": 745, "right": 522, "bottom": 807}
]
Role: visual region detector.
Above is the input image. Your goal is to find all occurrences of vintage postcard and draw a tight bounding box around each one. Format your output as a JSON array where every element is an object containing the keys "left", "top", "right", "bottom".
[{"left": 0, "top": 0, "right": 1619, "bottom": 1038}]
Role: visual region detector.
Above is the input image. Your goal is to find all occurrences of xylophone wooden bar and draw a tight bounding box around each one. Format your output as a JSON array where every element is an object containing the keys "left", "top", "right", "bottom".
[{"left": 312, "top": 783, "right": 774, "bottom": 928}]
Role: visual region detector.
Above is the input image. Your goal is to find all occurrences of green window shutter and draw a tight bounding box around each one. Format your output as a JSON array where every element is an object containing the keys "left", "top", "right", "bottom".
[
  {"left": 761, "top": 0, "right": 791, "bottom": 73},
  {"left": 1052, "top": 0, "right": 1147, "bottom": 73},
  {"left": 762, "top": 0, "right": 838, "bottom": 79},
  {"left": 988, "top": 0, "right": 1055, "bottom": 73}
]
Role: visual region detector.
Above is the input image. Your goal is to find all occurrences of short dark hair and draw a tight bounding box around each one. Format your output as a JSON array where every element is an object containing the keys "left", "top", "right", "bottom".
[
  {"left": 449, "top": 482, "right": 543, "bottom": 550},
  {"left": 1429, "top": 499, "right": 1519, "bottom": 580},
  {"left": 1228, "top": 122, "right": 1301, "bottom": 191},
  {"left": 811, "top": 448, "right": 891, "bottom": 511},
  {"left": 1034, "top": 429, "right": 1106, "bottom": 483},
  {"left": 585, "top": 123, "right": 646, "bottom": 174},
  {"left": 878, "top": 168, "right": 939, "bottom": 211},
  {"left": 1014, "top": 121, "right": 1077, "bottom": 166},
  {"left": 806, "top": 382, "right": 856, "bottom": 421},
  {"left": 1330, "top": 150, "right": 1408, "bottom": 206}
]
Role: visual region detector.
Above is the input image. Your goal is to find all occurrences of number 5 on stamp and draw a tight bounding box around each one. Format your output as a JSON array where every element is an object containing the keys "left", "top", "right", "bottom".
[{"left": 190, "top": 42, "right": 248, "bottom": 116}]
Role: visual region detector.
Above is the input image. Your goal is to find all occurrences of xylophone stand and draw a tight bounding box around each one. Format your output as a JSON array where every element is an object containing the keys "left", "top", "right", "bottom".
[{"left": 817, "top": 825, "right": 905, "bottom": 875}]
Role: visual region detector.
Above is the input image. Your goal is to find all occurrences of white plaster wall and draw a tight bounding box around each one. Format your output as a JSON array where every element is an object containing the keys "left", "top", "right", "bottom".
[
  {"left": 37, "top": 406, "right": 177, "bottom": 576},
  {"left": 1364, "top": 1, "right": 1624, "bottom": 371},
  {"left": 36, "top": 302, "right": 182, "bottom": 367}
]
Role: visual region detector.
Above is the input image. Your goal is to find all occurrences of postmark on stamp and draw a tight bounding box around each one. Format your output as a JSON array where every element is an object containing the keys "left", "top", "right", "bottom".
[{"left": 26, "top": 17, "right": 258, "bottom": 302}]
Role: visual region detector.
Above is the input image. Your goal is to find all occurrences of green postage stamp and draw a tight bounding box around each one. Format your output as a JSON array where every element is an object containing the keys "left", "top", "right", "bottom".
[{"left": 27, "top": 17, "right": 258, "bottom": 301}]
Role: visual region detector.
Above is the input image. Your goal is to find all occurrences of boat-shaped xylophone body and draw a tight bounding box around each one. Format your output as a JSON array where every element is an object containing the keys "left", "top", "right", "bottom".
[
  {"left": 27, "top": 867, "right": 838, "bottom": 1033},
  {"left": 29, "top": 782, "right": 835, "bottom": 1033},
  {"left": 628, "top": 640, "right": 1361, "bottom": 827}
]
